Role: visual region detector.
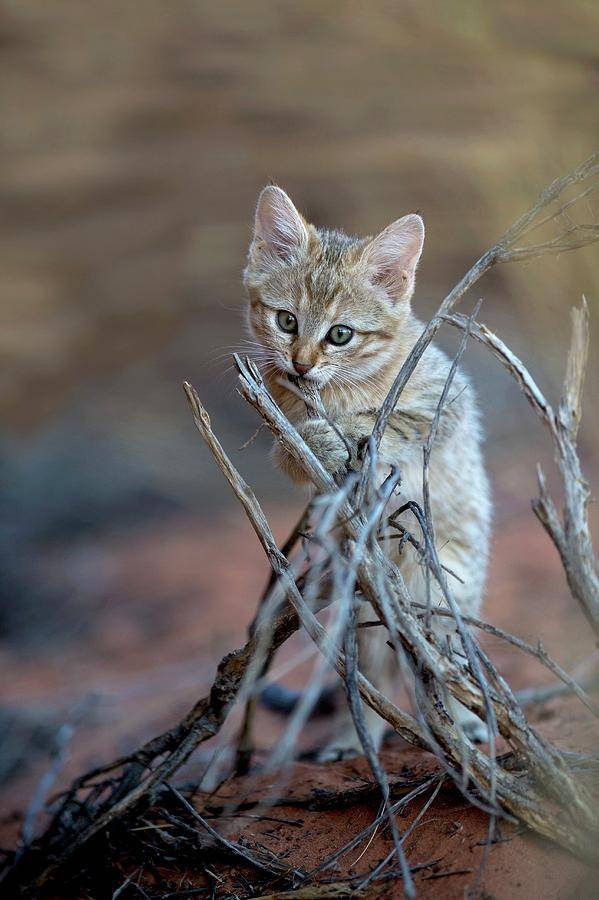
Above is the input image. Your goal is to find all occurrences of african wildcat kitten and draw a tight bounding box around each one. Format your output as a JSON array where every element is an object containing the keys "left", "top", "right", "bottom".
[{"left": 244, "top": 186, "right": 491, "bottom": 760}]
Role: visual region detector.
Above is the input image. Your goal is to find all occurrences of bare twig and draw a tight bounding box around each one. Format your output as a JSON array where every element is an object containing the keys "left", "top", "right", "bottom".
[
  {"left": 234, "top": 355, "right": 599, "bottom": 859},
  {"left": 235, "top": 500, "right": 313, "bottom": 775},
  {"left": 167, "top": 784, "right": 302, "bottom": 879},
  {"left": 444, "top": 299, "right": 599, "bottom": 639},
  {"left": 402, "top": 603, "right": 599, "bottom": 718},
  {"left": 18, "top": 723, "right": 74, "bottom": 854},
  {"left": 362, "top": 152, "right": 599, "bottom": 482},
  {"left": 5, "top": 155, "right": 599, "bottom": 898}
]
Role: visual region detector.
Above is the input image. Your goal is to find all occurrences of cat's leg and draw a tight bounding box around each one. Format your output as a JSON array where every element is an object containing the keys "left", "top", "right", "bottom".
[
  {"left": 317, "top": 600, "right": 396, "bottom": 762},
  {"left": 423, "top": 539, "right": 490, "bottom": 744},
  {"left": 316, "top": 545, "right": 489, "bottom": 759}
]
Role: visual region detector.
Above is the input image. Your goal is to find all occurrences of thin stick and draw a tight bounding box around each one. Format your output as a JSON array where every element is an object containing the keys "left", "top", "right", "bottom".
[
  {"left": 362, "top": 153, "right": 599, "bottom": 487},
  {"left": 6, "top": 157, "right": 599, "bottom": 895},
  {"left": 444, "top": 300, "right": 599, "bottom": 639},
  {"left": 235, "top": 500, "right": 313, "bottom": 775},
  {"left": 167, "top": 784, "right": 302, "bottom": 879},
  {"left": 409, "top": 603, "right": 599, "bottom": 718},
  {"left": 234, "top": 357, "right": 599, "bottom": 858}
]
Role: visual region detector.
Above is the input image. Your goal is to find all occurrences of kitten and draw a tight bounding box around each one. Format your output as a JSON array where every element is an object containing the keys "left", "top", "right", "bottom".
[{"left": 244, "top": 186, "right": 491, "bottom": 760}]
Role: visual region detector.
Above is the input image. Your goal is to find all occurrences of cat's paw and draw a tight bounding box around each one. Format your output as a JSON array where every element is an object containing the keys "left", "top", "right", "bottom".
[
  {"left": 317, "top": 735, "right": 363, "bottom": 763},
  {"left": 460, "top": 716, "right": 490, "bottom": 744},
  {"left": 297, "top": 418, "right": 350, "bottom": 476},
  {"left": 453, "top": 703, "right": 489, "bottom": 744}
]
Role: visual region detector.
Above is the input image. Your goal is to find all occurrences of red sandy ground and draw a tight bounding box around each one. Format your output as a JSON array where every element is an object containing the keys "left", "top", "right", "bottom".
[{"left": 1, "top": 487, "right": 598, "bottom": 897}]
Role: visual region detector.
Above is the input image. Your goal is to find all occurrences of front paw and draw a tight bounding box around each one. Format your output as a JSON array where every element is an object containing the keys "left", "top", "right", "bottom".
[
  {"left": 297, "top": 418, "right": 350, "bottom": 476},
  {"left": 450, "top": 699, "right": 490, "bottom": 744},
  {"left": 317, "top": 738, "right": 363, "bottom": 763}
]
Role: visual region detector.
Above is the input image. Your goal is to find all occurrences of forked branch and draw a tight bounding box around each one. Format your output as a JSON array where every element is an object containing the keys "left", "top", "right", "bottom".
[
  {"left": 444, "top": 299, "right": 599, "bottom": 639},
  {"left": 3, "top": 154, "right": 599, "bottom": 898}
]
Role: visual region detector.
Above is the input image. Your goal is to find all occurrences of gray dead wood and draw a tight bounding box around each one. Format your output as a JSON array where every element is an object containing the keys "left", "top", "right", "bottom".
[
  {"left": 443, "top": 300, "right": 599, "bottom": 640},
  {"left": 4, "top": 154, "right": 599, "bottom": 898}
]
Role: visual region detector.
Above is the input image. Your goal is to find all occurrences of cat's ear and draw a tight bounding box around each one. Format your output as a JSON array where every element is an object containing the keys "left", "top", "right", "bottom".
[
  {"left": 250, "top": 186, "right": 308, "bottom": 269},
  {"left": 361, "top": 214, "right": 424, "bottom": 303}
]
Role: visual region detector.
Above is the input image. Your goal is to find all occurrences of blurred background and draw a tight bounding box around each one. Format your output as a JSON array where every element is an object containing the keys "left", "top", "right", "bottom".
[{"left": 1, "top": 2, "right": 598, "bottom": 807}]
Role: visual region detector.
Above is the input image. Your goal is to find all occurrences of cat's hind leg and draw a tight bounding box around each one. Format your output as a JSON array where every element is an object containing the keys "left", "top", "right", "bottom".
[
  {"left": 423, "top": 541, "right": 490, "bottom": 744},
  {"left": 317, "top": 601, "right": 397, "bottom": 762}
]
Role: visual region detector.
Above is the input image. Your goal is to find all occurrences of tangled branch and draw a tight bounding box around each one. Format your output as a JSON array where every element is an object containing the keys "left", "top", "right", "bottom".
[{"left": 3, "top": 154, "right": 599, "bottom": 897}]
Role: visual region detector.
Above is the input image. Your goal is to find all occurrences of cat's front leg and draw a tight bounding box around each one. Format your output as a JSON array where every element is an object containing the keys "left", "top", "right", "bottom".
[{"left": 273, "top": 418, "right": 351, "bottom": 484}]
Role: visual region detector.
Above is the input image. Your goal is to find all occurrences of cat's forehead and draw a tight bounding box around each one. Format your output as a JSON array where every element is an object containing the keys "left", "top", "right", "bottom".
[
  {"left": 277, "top": 267, "right": 354, "bottom": 323},
  {"left": 271, "top": 233, "right": 365, "bottom": 309},
  {"left": 252, "top": 227, "right": 394, "bottom": 330}
]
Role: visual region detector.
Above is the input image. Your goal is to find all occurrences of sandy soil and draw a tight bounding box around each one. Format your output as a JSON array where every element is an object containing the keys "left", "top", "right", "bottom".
[
  {"left": 1, "top": 4, "right": 598, "bottom": 896},
  {"left": 199, "top": 735, "right": 596, "bottom": 900},
  {"left": 1, "top": 489, "right": 598, "bottom": 897}
]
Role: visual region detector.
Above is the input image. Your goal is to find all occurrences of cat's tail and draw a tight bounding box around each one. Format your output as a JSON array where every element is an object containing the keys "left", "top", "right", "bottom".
[{"left": 260, "top": 682, "right": 339, "bottom": 716}]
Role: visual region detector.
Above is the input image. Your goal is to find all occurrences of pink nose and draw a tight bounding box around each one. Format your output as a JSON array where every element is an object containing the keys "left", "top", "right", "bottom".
[{"left": 292, "top": 360, "right": 313, "bottom": 376}]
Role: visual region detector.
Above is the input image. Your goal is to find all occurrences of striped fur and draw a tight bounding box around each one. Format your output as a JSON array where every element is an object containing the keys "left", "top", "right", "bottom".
[{"left": 243, "top": 186, "right": 492, "bottom": 759}]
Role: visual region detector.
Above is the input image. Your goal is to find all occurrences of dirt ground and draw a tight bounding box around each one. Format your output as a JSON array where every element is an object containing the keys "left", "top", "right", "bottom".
[
  {"left": 1, "top": 3, "right": 598, "bottom": 897},
  {"left": 1, "top": 478, "right": 598, "bottom": 897},
  {"left": 198, "top": 735, "right": 597, "bottom": 900}
]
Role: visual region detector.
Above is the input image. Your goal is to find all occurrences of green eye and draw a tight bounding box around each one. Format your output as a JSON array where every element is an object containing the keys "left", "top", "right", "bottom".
[
  {"left": 327, "top": 324, "right": 353, "bottom": 346},
  {"left": 276, "top": 310, "right": 298, "bottom": 334}
]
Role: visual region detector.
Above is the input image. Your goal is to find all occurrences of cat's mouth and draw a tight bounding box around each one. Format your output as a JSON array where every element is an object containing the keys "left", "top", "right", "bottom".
[
  {"left": 283, "top": 367, "right": 325, "bottom": 387},
  {"left": 274, "top": 358, "right": 326, "bottom": 386}
]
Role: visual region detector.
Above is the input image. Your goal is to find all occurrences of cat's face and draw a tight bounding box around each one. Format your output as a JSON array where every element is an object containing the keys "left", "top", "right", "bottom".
[{"left": 244, "top": 187, "right": 424, "bottom": 395}]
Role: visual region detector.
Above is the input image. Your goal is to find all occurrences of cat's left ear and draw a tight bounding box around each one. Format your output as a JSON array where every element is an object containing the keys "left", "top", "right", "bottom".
[
  {"left": 361, "top": 214, "right": 424, "bottom": 303},
  {"left": 250, "top": 185, "right": 309, "bottom": 271}
]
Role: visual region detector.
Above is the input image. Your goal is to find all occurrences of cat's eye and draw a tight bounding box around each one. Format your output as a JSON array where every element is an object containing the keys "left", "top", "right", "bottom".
[
  {"left": 276, "top": 310, "right": 298, "bottom": 334},
  {"left": 327, "top": 324, "right": 353, "bottom": 346}
]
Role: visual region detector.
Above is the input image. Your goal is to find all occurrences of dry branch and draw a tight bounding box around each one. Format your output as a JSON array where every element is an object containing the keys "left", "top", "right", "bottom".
[
  {"left": 233, "top": 354, "right": 598, "bottom": 858},
  {"left": 363, "top": 151, "right": 599, "bottom": 477},
  {"left": 3, "top": 154, "right": 599, "bottom": 898},
  {"left": 444, "top": 299, "right": 599, "bottom": 639},
  {"left": 408, "top": 603, "right": 599, "bottom": 718},
  {"left": 0, "top": 578, "right": 334, "bottom": 895}
]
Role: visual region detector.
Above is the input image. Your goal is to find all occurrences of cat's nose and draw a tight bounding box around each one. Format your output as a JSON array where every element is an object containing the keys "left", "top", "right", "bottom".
[{"left": 292, "top": 360, "right": 313, "bottom": 376}]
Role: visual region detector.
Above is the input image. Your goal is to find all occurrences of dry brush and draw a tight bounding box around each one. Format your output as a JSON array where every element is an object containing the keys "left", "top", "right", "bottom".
[{"left": 2, "top": 153, "right": 599, "bottom": 898}]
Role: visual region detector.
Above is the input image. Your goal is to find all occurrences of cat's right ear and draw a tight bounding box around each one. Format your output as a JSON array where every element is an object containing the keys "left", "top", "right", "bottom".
[{"left": 250, "top": 186, "right": 308, "bottom": 270}]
